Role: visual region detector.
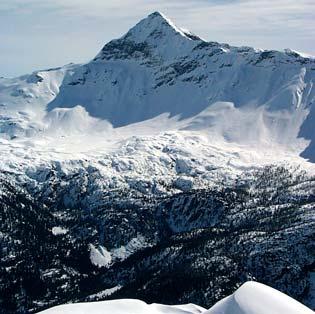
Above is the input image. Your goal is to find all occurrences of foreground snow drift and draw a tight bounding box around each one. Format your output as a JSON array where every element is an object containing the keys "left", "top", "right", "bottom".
[
  {"left": 39, "top": 282, "right": 313, "bottom": 314},
  {"left": 39, "top": 299, "right": 205, "bottom": 314},
  {"left": 207, "top": 281, "right": 314, "bottom": 314}
]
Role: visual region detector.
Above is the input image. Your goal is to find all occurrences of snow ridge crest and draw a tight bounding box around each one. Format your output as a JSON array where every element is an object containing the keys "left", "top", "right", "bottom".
[{"left": 123, "top": 11, "right": 201, "bottom": 43}]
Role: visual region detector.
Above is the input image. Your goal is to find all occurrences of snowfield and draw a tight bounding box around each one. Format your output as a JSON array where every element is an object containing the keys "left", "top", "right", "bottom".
[
  {"left": 39, "top": 282, "right": 314, "bottom": 314},
  {"left": 207, "top": 282, "right": 314, "bottom": 314},
  {"left": 1, "top": 107, "right": 314, "bottom": 198},
  {"left": 39, "top": 299, "right": 205, "bottom": 314}
]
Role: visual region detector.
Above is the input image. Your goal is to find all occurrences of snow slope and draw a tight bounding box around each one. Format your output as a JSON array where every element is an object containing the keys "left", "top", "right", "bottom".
[
  {"left": 207, "top": 281, "right": 314, "bottom": 314},
  {"left": 0, "top": 65, "right": 72, "bottom": 138},
  {"left": 39, "top": 299, "right": 206, "bottom": 314},
  {"left": 38, "top": 282, "right": 314, "bottom": 314}
]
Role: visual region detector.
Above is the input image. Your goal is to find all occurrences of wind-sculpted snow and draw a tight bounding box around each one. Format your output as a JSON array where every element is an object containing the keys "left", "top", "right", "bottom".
[
  {"left": 207, "top": 282, "right": 314, "bottom": 314},
  {"left": 39, "top": 298, "right": 206, "bottom": 314},
  {"left": 37, "top": 282, "right": 314, "bottom": 314}
]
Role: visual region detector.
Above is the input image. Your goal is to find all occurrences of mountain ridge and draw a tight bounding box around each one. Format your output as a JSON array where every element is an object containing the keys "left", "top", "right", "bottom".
[{"left": 1, "top": 12, "right": 315, "bottom": 166}]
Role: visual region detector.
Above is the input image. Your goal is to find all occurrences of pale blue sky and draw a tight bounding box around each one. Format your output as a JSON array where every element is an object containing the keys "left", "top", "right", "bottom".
[{"left": 1, "top": 0, "right": 314, "bottom": 77}]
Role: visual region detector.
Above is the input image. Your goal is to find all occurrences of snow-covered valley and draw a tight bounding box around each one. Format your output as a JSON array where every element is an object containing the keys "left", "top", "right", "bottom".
[{"left": 0, "top": 11, "right": 315, "bottom": 314}]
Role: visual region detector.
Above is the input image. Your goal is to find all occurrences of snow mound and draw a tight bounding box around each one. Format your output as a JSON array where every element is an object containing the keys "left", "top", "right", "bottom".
[
  {"left": 123, "top": 11, "right": 196, "bottom": 43},
  {"left": 38, "top": 299, "right": 206, "bottom": 314},
  {"left": 181, "top": 102, "right": 307, "bottom": 150},
  {"left": 38, "top": 281, "right": 314, "bottom": 314},
  {"left": 207, "top": 281, "right": 314, "bottom": 314}
]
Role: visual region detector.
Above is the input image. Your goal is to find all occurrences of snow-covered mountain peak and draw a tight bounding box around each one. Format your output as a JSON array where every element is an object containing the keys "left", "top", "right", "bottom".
[
  {"left": 123, "top": 11, "right": 201, "bottom": 43},
  {"left": 94, "top": 12, "right": 201, "bottom": 61},
  {"left": 1, "top": 12, "right": 315, "bottom": 163}
]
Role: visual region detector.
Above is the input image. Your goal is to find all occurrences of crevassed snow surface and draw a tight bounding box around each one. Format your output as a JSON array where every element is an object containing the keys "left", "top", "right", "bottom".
[{"left": 38, "top": 282, "right": 314, "bottom": 314}]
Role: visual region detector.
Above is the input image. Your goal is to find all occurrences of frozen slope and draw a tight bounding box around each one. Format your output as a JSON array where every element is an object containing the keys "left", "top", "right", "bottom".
[
  {"left": 38, "top": 282, "right": 314, "bottom": 314},
  {"left": 207, "top": 281, "right": 314, "bottom": 314},
  {"left": 39, "top": 299, "right": 206, "bottom": 314},
  {"left": 0, "top": 64, "right": 75, "bottom": 138},
  {"left": 49, "top": 12, "right": 315, "bottom": 125}
]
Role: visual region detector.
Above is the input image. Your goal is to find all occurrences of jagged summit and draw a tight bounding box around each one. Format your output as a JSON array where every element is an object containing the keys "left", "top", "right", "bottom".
[
  {"left": 94, "top": 12, "right": 202, "bottom": 61},
  {"left": 123, "top": 11, "right": 202, "bottom": 43},
  {"left": 94, "top": 11, "right": 314, "bottom": 64}
]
